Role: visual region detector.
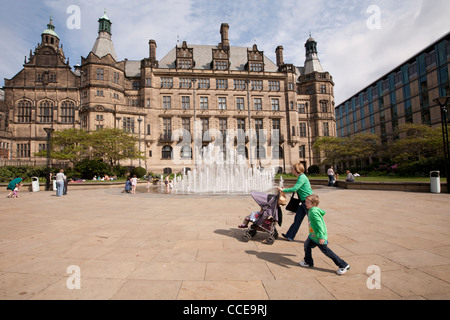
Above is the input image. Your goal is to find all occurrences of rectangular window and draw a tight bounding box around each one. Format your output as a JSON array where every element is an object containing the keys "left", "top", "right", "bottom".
[
  {"left": 299, "top": 145, "right": 306, "bottom": 158},
  {"left": 250, "top": 62, "right": 262, "bottom": 72},
  {"left": 251, "top": 80, "right": 263, "bottom": 90},
  {"left": 161, "top": 77, "right": 173, "bottom": 88},
  {"left": 16, "top": 143, "right": 30, "bottom": 158},
  {"left": 200, "top": 97, "right": 208, "bottom": 109},
  {"left": 271, "top": 99, "right": 280, "bottom": 111},
  {"left": 178, "top": 59, "right": 192, "bottom": 69},
  {"left": 181, "top": 96, "right": 190, "bottom": 110},
  {"left": 215, "top": 61, "right": 228, "bottom": 70},
  {"left": 234, "top": 80, "right": 246, "bottom": 90},
  {"left": 163, "top": 96, "right": 171, "bottom": 110},
  {"left": 216, "top": 79, "right": 228, "bottom": 89},
  {"left": 198, "top": 78, "right": 210, "bottom": 89},
  {"left": 123, "top": 117, "right": 135, "bottom": 133},
  {"left": 219, "top": 118, "right": 227, "bottom": 138},
  {"left": 323, "top": 122, "right": 330, "bottom": 136},
  {"left": 254, "top": 98, "right": 262, "bottom": 111},
  {"left": 179, "top": 78, "right": 192, "bottom": 88},
  {"left": 218, "top": 97, "right": 227, "bottom": 110},
  {"left": 96, "top": 68, "right": 104, "bottom": 80},
  {"left": 299, "top": 123, "right": 307, "bottom": 137},
  {"left": 236, "top": 97, "right": 245, "bottom": 110},
  {"left": 269, "top": 81, "right": 280, "bottom": 91},
  {"left": 298, "top": 103, "right": 306, "bottom": 114},
  {"left": 163, "top": 118, "right": 172, "bottom": 138},
  {"left": 182, "top": 118, "right": 190, "bottom": 134}
]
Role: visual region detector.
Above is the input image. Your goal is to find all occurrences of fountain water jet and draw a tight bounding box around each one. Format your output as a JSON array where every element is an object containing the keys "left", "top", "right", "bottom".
[{"left": 173, "top": 143, "right": 275, "bottom": 194}]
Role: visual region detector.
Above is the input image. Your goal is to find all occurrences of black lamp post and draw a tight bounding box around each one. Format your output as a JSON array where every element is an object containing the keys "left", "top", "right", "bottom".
[
  {"left": 433, "top": 96, "right": 450, "bottom": 193},
  {"left": 43, "top": 127, "right": 55, "bottom": 191}
]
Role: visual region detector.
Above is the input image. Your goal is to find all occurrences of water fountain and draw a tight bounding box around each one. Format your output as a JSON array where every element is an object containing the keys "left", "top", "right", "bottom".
[{"left": 173, "top": 143, "right": 276, "bottom": 194}]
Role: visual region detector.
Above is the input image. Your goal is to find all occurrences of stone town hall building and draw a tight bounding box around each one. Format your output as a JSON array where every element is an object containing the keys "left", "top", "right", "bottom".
[{"left": 0, "top": 13, "right": 336, "bottom": 174}]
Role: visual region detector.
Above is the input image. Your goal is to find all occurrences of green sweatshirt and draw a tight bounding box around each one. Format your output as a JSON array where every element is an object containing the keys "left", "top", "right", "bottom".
[
  {"left": 308, "top": 206, "right": 328, "bottom": 244},
  {"left": 283, "top": 174, "right": 313, "bottom": 201}
]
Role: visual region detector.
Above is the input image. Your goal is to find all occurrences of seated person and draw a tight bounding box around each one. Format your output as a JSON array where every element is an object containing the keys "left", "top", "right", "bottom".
[{"left": 345, "top": 170, "right": 355, "bottom": 182}]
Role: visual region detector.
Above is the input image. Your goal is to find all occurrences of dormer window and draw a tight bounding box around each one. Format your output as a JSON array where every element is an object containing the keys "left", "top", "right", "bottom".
[
  {"left": 250, "top": 62, "right": 263, "bottom": 72},
  {"left": 178, "top": 59, "right": 192, "bottom": 69},
  {"left": 176, "top": 41, "right": 194, "bottom": 70},
  {"left": 247, "top": 44, "right": 264, "bottom": 72},
  {"left": 215, "top": 60, "right": 228, "bottom": 71}
]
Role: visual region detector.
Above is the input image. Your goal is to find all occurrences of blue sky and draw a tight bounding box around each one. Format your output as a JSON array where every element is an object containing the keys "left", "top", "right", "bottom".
[{"left": 0, "top": 0, "right": 449, "bottom": 104}]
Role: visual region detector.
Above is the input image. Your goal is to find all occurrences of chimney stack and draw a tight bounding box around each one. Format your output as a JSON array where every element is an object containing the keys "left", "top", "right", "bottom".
[
  {"left": 220, "top": 23, "right": 230, "bottom": 49},
  {"left": 275, "top": 46, "right": 284, "bottom": 67},
  {"left": 149, "top": 39, "right": 157, "bottom": 60}
]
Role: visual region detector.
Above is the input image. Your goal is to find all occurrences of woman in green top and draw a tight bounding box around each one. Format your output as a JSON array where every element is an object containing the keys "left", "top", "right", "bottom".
[{"left": 277, "top": 163, "right": 313, "bottom": 241}]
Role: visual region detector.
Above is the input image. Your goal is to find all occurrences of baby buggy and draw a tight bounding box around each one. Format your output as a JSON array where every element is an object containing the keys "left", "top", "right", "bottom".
[{"left": 241, "top": 192, "right": 283, "bottom": 245}]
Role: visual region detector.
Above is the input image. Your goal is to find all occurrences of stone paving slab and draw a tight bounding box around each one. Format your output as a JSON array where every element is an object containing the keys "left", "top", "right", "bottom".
[{"left": 0, "top": 186, "right": 449, "bottom": 300}]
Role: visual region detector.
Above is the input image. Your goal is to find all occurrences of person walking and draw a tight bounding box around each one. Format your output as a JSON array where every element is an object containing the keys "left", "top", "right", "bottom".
[
  {"left": 55, "top": 169, "right": 66, "bottom": 197},
  {"left": 299, "top": 194, "right": 350, "bottom": 275},
  {"left": 6, "top": 176, "right": 23, "bottom": 198},
  {"left": 277, "top": 163, "right": 313, "bottom": 241},
  {"left": 327, "top": 166, "right": 335, "bottom": 186}
]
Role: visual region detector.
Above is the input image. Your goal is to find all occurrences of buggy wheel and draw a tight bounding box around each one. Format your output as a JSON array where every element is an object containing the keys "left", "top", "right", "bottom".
[
  {"left": 273, "top": 228, "right": 279, "bottom": 239},
  {"left": 264, "top": 236, "right": 275, "bottom": 245},
  {"left": 248, "top": 229, "right": 257, "bottom": 238},
  {"left": 242, "top": 232, "right": 251, "bottom": 243}
]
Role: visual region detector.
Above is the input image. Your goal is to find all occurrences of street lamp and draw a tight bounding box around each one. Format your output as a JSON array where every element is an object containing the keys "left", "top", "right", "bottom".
[
  {"left": 246, "top": 79, "right": 252, "bottom": 168},
  {"left": 43, "top": 127, "right": 55, "bottom": 191},
  {"left": 433, "top": 96, "right": 450, "bottom": 193},
  {"left": 192, "top": 78, "right": 197, "bottom": 168},
  {"left": 137, "top": 117, "right": 143, "bottom": 168}
]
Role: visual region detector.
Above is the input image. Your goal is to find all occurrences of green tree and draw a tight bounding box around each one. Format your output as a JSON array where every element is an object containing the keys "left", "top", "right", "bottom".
[
  {"left": 345, "top": 133, "right": 381, "bottom": 165},
  {"left": 34, "top": 128, "right": 90, "bottom": 166},
  {"left": 90, "top": 128, "right": 144, "bottom": 167},
  {"left": 388, "top": 124, "right": 443, "bottom": 162},
  {"left": 313, "top": 136, "right": 346, "bottom": 167}
]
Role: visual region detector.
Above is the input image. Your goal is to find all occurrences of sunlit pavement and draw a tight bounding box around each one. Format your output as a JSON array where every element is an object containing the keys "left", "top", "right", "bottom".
[{"left": 0, "top": 185, "right": 449, "bottom": 300}]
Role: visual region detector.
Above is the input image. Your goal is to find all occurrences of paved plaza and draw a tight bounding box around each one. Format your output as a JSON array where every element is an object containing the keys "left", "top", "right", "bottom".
[{"left": 0, "top": 184, "right": 450, "bottom": 300}]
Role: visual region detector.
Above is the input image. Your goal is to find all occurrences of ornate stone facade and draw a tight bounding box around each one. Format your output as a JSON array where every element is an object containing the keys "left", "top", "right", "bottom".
[{"left": 1, "top": 14, "right": 336, "bottom": 174}]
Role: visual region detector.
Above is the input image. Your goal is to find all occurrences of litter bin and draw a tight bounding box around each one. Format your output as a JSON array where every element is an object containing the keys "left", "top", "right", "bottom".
[
  {"left": 430, "top": 171, "right": 441, "bottom": 194},
  {"left": 31, "top": 177, "right": 40, "bottom": 192}
]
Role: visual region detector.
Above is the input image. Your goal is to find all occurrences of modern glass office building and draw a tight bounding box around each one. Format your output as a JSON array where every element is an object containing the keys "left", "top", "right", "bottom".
[{"left": 335, "top": 32, "right": 450, "bottom": 143}]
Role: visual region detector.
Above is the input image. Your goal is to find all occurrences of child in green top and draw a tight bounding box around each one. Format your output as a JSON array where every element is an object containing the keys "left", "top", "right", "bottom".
[{"left": 299, "top": 194, "right": 351, "bottom": 275}]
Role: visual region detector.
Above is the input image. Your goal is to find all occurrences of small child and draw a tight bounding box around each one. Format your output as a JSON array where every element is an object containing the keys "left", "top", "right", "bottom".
[
  {"left": 299, "top": 194, "right": 350, "bottom": 275},
  {"left": 12, "top": 183, "right": 22, "bottom": 198},
  {"left": 238, "top": 211, "right": 261, "bottom": 228}
]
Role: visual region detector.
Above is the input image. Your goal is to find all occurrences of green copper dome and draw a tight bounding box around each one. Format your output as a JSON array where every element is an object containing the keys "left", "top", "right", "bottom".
[{"left": 42, "top": 16, "right": 59, "bottom": 39}]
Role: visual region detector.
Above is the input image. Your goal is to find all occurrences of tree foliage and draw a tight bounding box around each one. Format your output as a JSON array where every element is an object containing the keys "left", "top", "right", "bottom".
[
  {"left": 34, "top": 128, "right": 144, "bottom": 167},
  {"left": 388, "top": 124, "right": 443, "bottom": 162}
]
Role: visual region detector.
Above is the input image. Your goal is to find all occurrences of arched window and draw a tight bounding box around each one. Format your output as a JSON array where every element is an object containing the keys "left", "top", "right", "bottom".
[
  {"left": 162, "top": 145, "right": 173, "bottom": 159},
  {"left": 181, "top": 146, "right": 192, "bottom": 159},
  {"left": 255, "top": 145, "right": 266, "bottom": 159},
  {"left": 17, "top": 100, "right": 32, "bottom": 123},
  {"left": 237, "top": 146, "right": 248, "bottom": 159},
  {"left": 272, "top": 146, "right": 283, "bottom": 160},
  {"left": 39, "top": 100, "right": 53, "bottom": 123},
  {"left": 60, "top": 101, "right": 75, "bottom": 123}
]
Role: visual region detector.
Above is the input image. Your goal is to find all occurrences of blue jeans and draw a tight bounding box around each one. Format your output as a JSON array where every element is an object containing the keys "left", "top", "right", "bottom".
[
  {"left": 285, "top": 201, "right": 308, "bottom": 240},
  {"left": 303, "top": 236, "right": 347, "bottom": 268},
  {"left": 328, "top": 175, "right": 335, "bottom": 186},
  {"left": 56, "top": 180, "right": 64, "bottom": 197}
]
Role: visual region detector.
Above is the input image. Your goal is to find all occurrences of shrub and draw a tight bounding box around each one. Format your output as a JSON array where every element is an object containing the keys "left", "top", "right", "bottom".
[
  {"left": 308, "top": 165, "right": 320, "bottom": 175},
  {"left": 130, "top": 166, "right": 146, "bottom": 178},
  {"left": 74, "top": 159, "right": 109, "bottom": 179}
]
